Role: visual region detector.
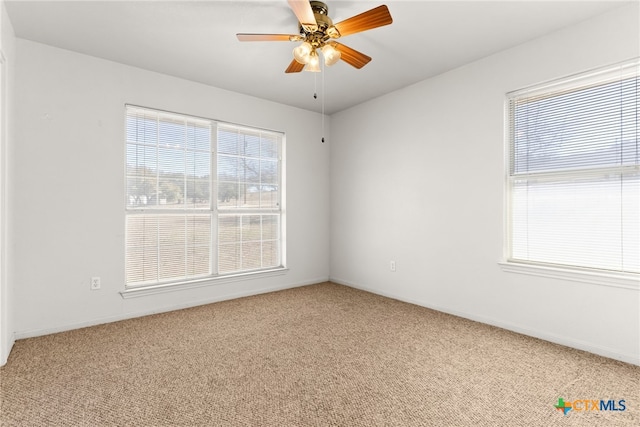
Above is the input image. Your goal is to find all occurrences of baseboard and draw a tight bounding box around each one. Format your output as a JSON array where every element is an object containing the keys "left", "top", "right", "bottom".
[
  {"left": 0, "top": 333, "right": 15, "bottom": 366},
  {"left": 14, "top": 277, "right": 329, "bottom": 341},
  {"left": 330, "top": 277, "right": 640, "bottom": 366}
]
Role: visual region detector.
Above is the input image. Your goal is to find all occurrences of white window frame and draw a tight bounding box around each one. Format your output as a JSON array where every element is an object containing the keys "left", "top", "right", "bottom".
[
  {"left": 500, "top": 59, "right": 640, "bottom": 289},
  {"left": 123, "top": 105, "right": 286, "bottom": 296}
]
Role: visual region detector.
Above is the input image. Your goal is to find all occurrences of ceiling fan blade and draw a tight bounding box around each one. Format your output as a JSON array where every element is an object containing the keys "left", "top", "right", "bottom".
[
  {"left": 331, "top": 42, "right": 372, "bottom": 69},
  {"left": 287, "top": 0, "right": 318, "bottom": 32},
  {"left": 333, "top": 5, "right": 393, "bottom": 38},
  {"left": 237, "top": 33, "right": 299, "bottom": 42},
  {"left": 285, "top": 59, "right": 305, "bottom": 73}
]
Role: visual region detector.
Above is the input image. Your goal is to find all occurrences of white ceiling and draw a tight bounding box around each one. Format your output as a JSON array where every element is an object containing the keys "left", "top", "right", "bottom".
[{"left": 5, "top": 0, "right": 631, "bottom": 114}]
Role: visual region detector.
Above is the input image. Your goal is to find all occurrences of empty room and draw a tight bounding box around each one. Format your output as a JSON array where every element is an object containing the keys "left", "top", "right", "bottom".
[{"left": 0, "top": 0, "right": 638, "bottom": 425}]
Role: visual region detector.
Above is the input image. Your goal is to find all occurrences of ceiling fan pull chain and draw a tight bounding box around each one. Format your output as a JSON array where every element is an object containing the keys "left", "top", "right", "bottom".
[
  {"left": 314, "top": 71, "right": 318, "bottom": 99},
  {"left": 321, "top": 59, "right": 325, "bottom": 143}
]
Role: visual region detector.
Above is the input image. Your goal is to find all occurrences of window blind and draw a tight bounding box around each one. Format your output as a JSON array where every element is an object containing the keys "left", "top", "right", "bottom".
[
  {"left": 125, "top": 108, "right": 213, "bottom": 284},
  {"left": 125, "top": 106, "right": 284, "bottom": 287},
  {"left": 216, "top": 124, "right": 282, "bottom": 275},
  {"left": 507, "top": 59, "right": 639, "bottom": 274}
]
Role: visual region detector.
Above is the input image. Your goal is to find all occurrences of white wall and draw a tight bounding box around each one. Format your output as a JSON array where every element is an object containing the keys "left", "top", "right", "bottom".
[
  {"left": 330, "top": 4, "right": 640, "bottom": 365},
  {"left": 0, "top": 0, "right": 15, "bottom": 366},
  {"left": 9, "top": 39, "right": 330, "bottom": 339}
]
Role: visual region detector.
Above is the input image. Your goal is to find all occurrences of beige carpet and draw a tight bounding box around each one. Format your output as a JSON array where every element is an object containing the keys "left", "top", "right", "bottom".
[{"left": 1, "top": 282, "right": 638, "bottom": 426}]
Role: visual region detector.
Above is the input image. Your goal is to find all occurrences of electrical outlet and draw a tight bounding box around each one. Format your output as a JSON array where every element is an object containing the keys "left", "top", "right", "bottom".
[
  {"left": 91, "top": 276, "right": 101, "bottom": 290},
  {"left": 390, "top": 260, "right": 396, "bottom": 272}
]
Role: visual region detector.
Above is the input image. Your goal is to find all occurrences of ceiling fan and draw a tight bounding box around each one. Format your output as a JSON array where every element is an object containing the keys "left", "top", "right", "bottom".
[{"left": 236, "top": 0, "right": 393, "bottom": 73}]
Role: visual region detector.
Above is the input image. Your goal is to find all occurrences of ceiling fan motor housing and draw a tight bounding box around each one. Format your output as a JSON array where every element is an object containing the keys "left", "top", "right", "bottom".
[
  {"left": 300, "top": 1, "right": 340, "bottom": 47},
  {"left": 310, "top": 1, "right": 329, "bottom": 16}
]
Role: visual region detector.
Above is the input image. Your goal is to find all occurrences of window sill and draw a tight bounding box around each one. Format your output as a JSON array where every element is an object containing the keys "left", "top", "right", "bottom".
[
  {"left": 120, "top": 267, "right": 289, "bottom": 299},
  {"left": 498, "top": 261, "right": 639, "bottom": 290}
]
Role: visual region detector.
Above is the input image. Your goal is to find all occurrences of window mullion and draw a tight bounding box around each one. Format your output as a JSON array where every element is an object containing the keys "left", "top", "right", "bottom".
[
  {"left": 211, "top": 122, "right": 218, "bottom": 276},
  {"left": 183, "top": 123, "right": 188, "bottom": 279}
]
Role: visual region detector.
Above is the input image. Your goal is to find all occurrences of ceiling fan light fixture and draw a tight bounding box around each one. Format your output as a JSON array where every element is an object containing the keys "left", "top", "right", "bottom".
[
  {"left": 293, "top": 42, "right": 312, "bottom": 64},
  {"left": 305, "top": 51, "right": 321, "bottom": 72},
  {"left": 321, "top": 44, "right": 341, "bottom": 66}
]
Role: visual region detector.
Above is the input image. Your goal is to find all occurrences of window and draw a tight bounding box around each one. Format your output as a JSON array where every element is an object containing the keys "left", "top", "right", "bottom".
[
  {"left": 125, "top": 106, "right": 284, "bottom": 288},
  {"left": 505, "top": 59, "right": 639, "bottom": 276}
]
